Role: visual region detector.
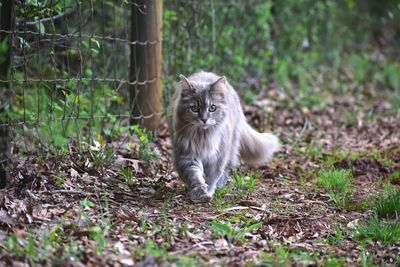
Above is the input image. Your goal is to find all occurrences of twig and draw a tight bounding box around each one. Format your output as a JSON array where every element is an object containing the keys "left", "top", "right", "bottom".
[
  {"left": 168, "top": 241, "right": 214, "bottom": 255},
  {"left": 22, "top": 7, "right": 76, "bottom": 26},
  {"left": 292, "top": 117, "right": 309, "bottom": 146},
  {"left": 49, "top": 189, "right": 139, "bottom": 200}
]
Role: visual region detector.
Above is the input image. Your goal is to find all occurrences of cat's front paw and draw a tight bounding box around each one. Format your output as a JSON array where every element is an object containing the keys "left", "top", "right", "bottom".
[{"left": 189, "top": 185, "right": 212, "bottom": 203}]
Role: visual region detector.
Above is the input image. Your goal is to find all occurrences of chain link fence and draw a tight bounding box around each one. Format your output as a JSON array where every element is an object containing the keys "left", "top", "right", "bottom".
[{"left": 0, "top": 0, "right": 164, "bottom": 186}]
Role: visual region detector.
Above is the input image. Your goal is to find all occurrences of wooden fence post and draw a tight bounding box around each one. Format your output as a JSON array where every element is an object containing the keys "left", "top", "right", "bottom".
[
  {"left": 0, "top": 0, "right": 13, "bottom": 188},
  {"left": 130, "top": 0, "right": 163, "bottom": 130}
]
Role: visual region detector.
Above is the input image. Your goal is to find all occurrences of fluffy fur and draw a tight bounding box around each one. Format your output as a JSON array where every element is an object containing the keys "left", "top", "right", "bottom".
[{"left": 167, "top": 71, "right": 280, "bottom": 202}]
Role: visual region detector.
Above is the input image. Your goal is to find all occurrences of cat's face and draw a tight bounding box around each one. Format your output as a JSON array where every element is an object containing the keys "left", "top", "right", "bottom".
[{"left": 178, "top": 76, "right": 227, "bottom": 129}]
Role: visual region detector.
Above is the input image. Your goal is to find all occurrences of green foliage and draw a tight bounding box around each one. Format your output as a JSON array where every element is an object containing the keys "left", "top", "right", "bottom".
[
  {"left": 119, "top": 166, "right": 135, "bottom": 186},
  {"left": 374, "top": 188, "right": 400, "bottom": 220},
  {"left": 210, "top": 218, "right": 261, "bottom": 244},
  {"left": 164, "top": 0, "right": 400, "bottom": 104},
  {"left": 134, "top": 240, "right": 200, "bottom": 266},
  {"left": 326, "top": 224, "right": 345, "bottom": 245},
  {"left": 231, "top": 171, "right": 260, "bottom": 198},
  {"left": 354, "top": 188, "right": 400, "bottom": 245},
  {"left": 257, "top": 245, "right": 317, "bottom": 267},
  {"left": 356, "top": 218, "right": 400, "bottom": 245},
  {"left": 89, "top": 144, "right": 115, "bottom": 168},
  {"left": 4, "top": 222, "right": 81, "bottom": 265},
  {"left": 164, "top": 0, "right": 274, "bottom": 91},
  {"left": 243, "top": 90, "right": 257, "bottom": 105},
  {"left": 130, "top": 125, "right": 159, "bottom": 161},
  {"left": 79, "top": 197, "right": 111, "bottom": 253},
  {"left": 318, "top": 168, "right": 353, "bottom": 209}
]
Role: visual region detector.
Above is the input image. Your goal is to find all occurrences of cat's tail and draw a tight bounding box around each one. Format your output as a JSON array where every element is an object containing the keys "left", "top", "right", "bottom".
[{"left": 239, "top": 122, "right": 281, "bottom": 165}]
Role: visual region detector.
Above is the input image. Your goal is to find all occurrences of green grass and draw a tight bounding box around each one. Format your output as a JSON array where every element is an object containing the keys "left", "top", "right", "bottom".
[
  {"left": 326, "top": 224, "right": 345, "bottom": 245},
  {"left": 388, "top": 170, "right": 400, "bottom": 185},
  {"left": 374, "top": 188, "right": 400, "bottom": 220},
  {"left": 210, "top": 216, "right": 261, "bottom": 244},
  {"left": 356, "top": 218, "right": 400, "bottom": 244},
  {"left": 231, "top": 171, "right": 260, "bottom": 198},
  {"left": 256, "top": 245, "right": 317, "bottom": 267},
  {"left": 134, "top": 240, "right": 201, "bottom": 266},
  {"left": 119, "top": 166, "right": 136, "bottom": 186},
  {"left": 318, "top": 168, "right": 353, "bottom": 209},
  {"left": 130, "top": 124, "right": 159, "bottom": 161},
  {"left": 355, "top": 188, "right": 400, "bottom": 245}
]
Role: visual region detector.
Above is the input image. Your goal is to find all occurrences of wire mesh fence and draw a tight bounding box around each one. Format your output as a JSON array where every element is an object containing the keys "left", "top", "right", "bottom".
[{"left": 0, "top": 0, "right": 164, "bottom": 186}]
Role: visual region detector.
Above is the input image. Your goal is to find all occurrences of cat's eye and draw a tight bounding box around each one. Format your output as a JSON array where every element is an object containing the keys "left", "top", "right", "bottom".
[
  {"left": 208, "top": 105, "right": 217, "bottom": 112},
  {"left": 190, "top": 106, "right": 200, "bottom": 112}
]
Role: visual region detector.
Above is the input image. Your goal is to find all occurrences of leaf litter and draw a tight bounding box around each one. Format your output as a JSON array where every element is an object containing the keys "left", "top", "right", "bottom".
[{"left": 1, "top": 83, "right": 400, "bottom": 266}]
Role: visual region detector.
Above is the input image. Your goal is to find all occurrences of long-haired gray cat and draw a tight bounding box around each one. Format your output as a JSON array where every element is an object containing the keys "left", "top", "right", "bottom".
[{"left": 168, "top": 71, "right": 280, "bottom": 202}]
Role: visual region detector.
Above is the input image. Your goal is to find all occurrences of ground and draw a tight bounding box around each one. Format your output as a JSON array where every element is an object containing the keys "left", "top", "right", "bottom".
[{"left": 1, "top": 80, "right": 399, "bottom": 266}]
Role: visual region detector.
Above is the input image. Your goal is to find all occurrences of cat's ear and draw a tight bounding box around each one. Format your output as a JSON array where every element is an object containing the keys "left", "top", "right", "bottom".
[
  {"left": 179, "top": 74, "right": 193, "bottom": 90},
  {"left": 210, "top": 76, "right": 227, "bottom": 95}
]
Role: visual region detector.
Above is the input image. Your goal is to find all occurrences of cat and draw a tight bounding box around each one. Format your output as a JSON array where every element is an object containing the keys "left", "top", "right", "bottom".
[{"left": 167, "top": 71, "right": 280, "bottom": 202}]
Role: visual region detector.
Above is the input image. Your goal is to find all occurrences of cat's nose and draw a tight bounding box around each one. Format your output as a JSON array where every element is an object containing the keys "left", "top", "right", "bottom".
[{"left": 201, "top": 118, "right": 208, "bottom": 124}]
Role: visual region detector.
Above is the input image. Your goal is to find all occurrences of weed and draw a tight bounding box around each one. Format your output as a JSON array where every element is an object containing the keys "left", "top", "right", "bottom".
[
  {"left": 119, "top": 166, "right": 136, "bottom": 186},
  {"left": 212, "top": 186, "right": 235, "bottom": 209},
  {"left": 258, "top": 245, "right": 317, "bottom": 267},
  {"left": 388, "top": 170, "right": 400, "bottom": 185},
  {"left": 322, "top": 256, "right": 346, "bottom": 267},
  {"left": 139, "top": 214, "right": 148, "bottom": 232},
  {"left": 370, "top": 148, "right": 394, "bottom": 167},
  {"left": 243, "top": 90, "right": 257, "bottom": 105},
  {"left": 326, "top": 224, "right": 344, "bottom": 245},
  {"left": 231, "top": 171, "right": 260, "bottom": 198},
  {"left": 79, "top": 196, "right": 111, "bottom": 253},
  {"left": 318, "top": 168, "right": 353, "bottom": 209},
  {"left": 304, "top": 143, "right": 324, "bottom": 160},
  {"left": 343, "top": 109, "right": 358, "bottom": 126},
  {"left": 133, "top": 240, "right": 200, "bottom": 266},
  {"left": 89, "top": 145, "right": 114, "bottom": 168},
  {"left": 4, "top": 222, "right": 79, "bottom": 265},
  {"left": 131, "top": 124, "right": 159, "bottom": 161},
  {"left": 210, "top": 218, "right": 261, "bottom": 244},
  {"left": 359, "top": 250, "right": 376, "bottom": 267},
  {"left": 374, "top": 188, "right": 400, "bottom": 220},
  {"left": 356, "top": 218, "right": 400, "bottom": 244},
  {"left": 54, "top": 172, "right": 67, "bottom": 186}
]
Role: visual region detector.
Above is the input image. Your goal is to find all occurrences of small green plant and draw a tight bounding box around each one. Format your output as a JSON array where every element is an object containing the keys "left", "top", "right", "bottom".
[
  {"left": 231, "top": 171, "right": 260, "bottom": 198},
  {"left": 89, "top": 137, "right": 115, "bottom": 168},
  {"left": 318, "top": 168, "right": 352, "bottom": 209},
  {"left": 326, "top": 224, "right": 344, "bottom": 245},
  {"left": 322, "top": 256, "right": 346, "bottom": 267},
  {"left": 79, "top": 197, "right": 111, "bottom": 253},
  {"left": 374, "top": 188, "right": 400, "bottom": 220},
  {"left": 54, "top": 172, "right": 67, "bottom": 186},
  {"left": 388, "top": 170, "right": 400, "bottom": 185},
  {"left": 131, "top": 124, "right": 159, "bottom": 161},
  {"left": 243, "top": 90, "right": 257, "bottom": 105},
  {"left": 4, "top": 222, "right": 74, "bottom": 265},
  {"left": 213, "top": 187, "right": 233, "bottom": 208},
  {"left": 258, "top": 245, "right": 316, "bottom": 267},
  {"left": 359, "top": 250, "right": 376, "bottom": 267},
  {"left": 356, "top": 218, "right": 400, "bottom": 244},
  {"left": 210, "top": 219, "right": 261, "bottom": 243},
  {"left": 354, "top": 188, "right": 400, "bottom": 245},
  {"left": 119, "top": 166, "right": 136, "bottom": 186}
]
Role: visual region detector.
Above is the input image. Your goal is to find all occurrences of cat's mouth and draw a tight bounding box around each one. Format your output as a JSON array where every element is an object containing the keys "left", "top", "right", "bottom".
[{"left": 198, "top": 123, "right": 215, "bottom": 130}]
